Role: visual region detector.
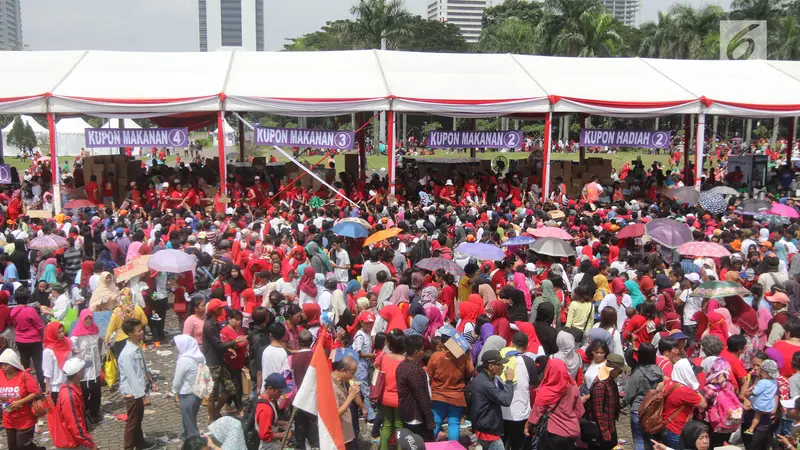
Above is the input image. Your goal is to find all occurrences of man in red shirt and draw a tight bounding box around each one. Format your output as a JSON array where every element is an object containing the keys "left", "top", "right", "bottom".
[
  {"left": 51, "top": 359, "right": 97, "bottom": 450},
  {"left": 720, "top": 335, "right": 749, "bottom": 390},
  {"left": 255, "top": 373, "right": 291, "bottom": 448},
  {"left": 772, "top": 317, "right": 800, "bottom": 378},
  {"left": 102, "top": 172, "right": 115, "bottom": 205},
  {"left": 656, "top": 336, "right": 681, "bottom": 378},
  {"left": 85, "top": 175, "right": 100, "bottom": 205},
  {"left": 180, "top": 184, "right": 198, "bottom": 210}
]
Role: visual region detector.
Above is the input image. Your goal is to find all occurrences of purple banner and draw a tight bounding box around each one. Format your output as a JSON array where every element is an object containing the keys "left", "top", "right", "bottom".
[
  {"left": 427, "top": 130, "right": 523, "bottom": 149},
  {"left": 580, "top": 129, "right": 672, "bottom": 149},
  {"left": 254, "top": 126, "right": 354, "bottom": 150},
  {"left": 85, "top": 127, "right": 189, "bottom": 148}
]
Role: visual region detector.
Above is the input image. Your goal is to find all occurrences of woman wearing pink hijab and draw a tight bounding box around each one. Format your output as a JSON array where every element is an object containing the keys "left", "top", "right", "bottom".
[{"left": 513, "top": 267, "right": 531, "bottom": 309}]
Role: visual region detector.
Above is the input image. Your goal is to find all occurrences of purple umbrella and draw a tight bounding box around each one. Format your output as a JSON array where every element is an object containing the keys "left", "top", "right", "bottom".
[
  {"left": 28, "top": 234, "right": 69, "bottom": 251},
  {"left": 454, "top": 242, "right": 505, "bottom": 261},
  {"left": 645, "top": 218, "right": 693, "bottom": 249},
  {"left": 415, "top": 257, "right": 466, "bottom": 276}
]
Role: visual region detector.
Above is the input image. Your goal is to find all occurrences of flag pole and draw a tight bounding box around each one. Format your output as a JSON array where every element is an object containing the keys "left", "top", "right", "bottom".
[{"left": 279, "top": 408, "right": 297, "bottom": 450}]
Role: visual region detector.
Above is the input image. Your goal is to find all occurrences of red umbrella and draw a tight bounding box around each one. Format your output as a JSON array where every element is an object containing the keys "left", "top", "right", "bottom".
[
  {"left": 530, "top": 227, "right": 572, "bottom": 240},
  {"left": 677, "top": 241, "right": 731, "bottom": 258},
  {"left": 64, "top": 199, "right": 96, "bottom": 209},
  {"left": 617, "top": 223, "right": 645, "bottom": 239}
]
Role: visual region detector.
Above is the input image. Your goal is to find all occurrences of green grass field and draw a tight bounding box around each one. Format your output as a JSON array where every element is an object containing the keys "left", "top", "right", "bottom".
[{"left": 11, "top": 148, "right": 670, "bottom": 176}]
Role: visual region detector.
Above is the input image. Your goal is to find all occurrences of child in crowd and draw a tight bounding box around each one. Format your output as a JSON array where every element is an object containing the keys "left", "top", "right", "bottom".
[{"left": 746, "top": 359, "right": 779, "bottom": 434}]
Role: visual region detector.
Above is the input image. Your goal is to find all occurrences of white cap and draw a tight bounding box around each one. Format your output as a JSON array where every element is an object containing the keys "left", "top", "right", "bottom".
[
  {"left": 525, "top": 263, "right": 536, "bottom": 272},
  {"left": 63, "top": 358, "right": 85, "bottom": 377},
  {"left": 685, "top": 273, "right": 701, "bottom": 282},
  {"left": 226, "top": 207, "right": 235, "bottom": 215},
  {"left": 445, "top": 179, "right": 454, "bottom": 186},
  {"left": 0, "top": 349, "right": 23, "bottom": 371},
  {"left": 162, "top": 182, "right": 169, "bottom": 188},
  {"left": 254, "top": 176, "right": 260, "bottom": 180}
]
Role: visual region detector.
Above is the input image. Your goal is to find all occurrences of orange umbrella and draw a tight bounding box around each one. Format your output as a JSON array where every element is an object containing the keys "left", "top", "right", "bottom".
[{"left": 363, "top": 227, "right": 402, "bottom": 247}]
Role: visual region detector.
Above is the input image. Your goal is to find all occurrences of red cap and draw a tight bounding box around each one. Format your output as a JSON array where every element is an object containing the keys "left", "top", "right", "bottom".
[{"left": 206, "top": 299, "right": 226, "bottom": 313}]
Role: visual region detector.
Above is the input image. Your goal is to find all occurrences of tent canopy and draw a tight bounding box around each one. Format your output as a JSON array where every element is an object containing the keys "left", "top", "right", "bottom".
[
  {"left": 102, "top": 118, "right": 142, "bottom": 129},
  {"left": 2, "top": 115, "right": 48, "bottom": 134},
  {"left": 56, "top": 117, "right": 93, "bottom": 133},
  {"left": 5, "top": 49, "right": 800, "bottom": 118}
]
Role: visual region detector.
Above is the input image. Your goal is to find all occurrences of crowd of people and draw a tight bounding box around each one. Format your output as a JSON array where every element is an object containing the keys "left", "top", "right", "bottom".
[{"left": 0, "top": 141, "right": 800, "bottom": 450}]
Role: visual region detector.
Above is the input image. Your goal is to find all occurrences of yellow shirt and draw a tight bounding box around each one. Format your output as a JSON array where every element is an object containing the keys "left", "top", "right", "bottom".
[{"left": 105, "top": 305, "right": 149, "bottom": 343}]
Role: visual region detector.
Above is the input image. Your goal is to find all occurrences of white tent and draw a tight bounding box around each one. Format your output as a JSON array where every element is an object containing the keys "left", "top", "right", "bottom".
[
  {"left": 102, "top": 118, "right": 142, "bottom": 129},
  {"left": 1, "top": 115, "right": 49, "bottom": 156},
  {"left": 55, "top": 117, "right": 110, "bottom": 156},
  {"left": 213, "top": 119, "right": 236, "bottom": 146}
]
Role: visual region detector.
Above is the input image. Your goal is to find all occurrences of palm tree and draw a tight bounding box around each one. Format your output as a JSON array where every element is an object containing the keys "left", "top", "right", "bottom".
[
  {"left": 669, "top": 4, "right": 725, "bottom": 59},
  {"left": 638, "top": 12, "right": 680, "bottom": 58},
  {"left": 771, "top": 16, "right": 800, "bottom": 59},
  {"left": 478, "top": 19, "right": 540, "bottom": 54},
  {"left": 535, "top": 0, "right": 605, "bottom": 54},
  {"left": 341, "top": 0, "right": 412, "bottom": 50},
  {"left": 552, "top": 11, "right": 623, "bottom": 56},
  {"left": 730, "top": 0, "right": 783, "bottom": 26}
]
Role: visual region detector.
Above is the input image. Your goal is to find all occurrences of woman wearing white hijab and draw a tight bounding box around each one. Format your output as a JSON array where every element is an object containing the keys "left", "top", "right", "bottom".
[
  {"left": 172, "top": 335, "right": 205, "bottom": 441},
  {"left": 662, "top": 358, "right": 707, "bottom": 449},
  {"left": 552, "top": 330, "right": 582, "bottom": 379}
]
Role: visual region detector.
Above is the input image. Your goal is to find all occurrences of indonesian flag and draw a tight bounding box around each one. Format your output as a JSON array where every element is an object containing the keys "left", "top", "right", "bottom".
[{"left": 292, "top": 336, "right": 345, "bottom": 450}]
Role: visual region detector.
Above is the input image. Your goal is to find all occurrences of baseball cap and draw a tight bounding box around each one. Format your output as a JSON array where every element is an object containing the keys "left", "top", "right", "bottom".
[
  {"left": 63, "top": 358, "right": 85, "bottom": 377},
  {"left": 206, "top": 298, "right": 225, "bottom": 313},
  {"left": 162, "top": 182, "right": 169, "bottom": 188},
  {"left": 669, "top": 330, "right": 689, "bottom": 341},
  {"left": 265, "top": 373, "right": 292, "bottom": 394},
  {"left": 525, "top": 263, "right": 536, "bottom": 272},
  {"left": 606, "top": 354, "right": 625, "bottom": 370},
  {"left": 481, "top": 350, "right": 509, "bottom": 366},
  {"left": 766, "top": 292, "right": 790, "bottom": 305},
  {"left": 226, "top": 207, "right": 235, "bottom": 215},
  {"left": 198, "top": 232, "right": 207, "bottom": 239},
  {"left": 397, "top": 429, "right": 426, "bottom": 450}
]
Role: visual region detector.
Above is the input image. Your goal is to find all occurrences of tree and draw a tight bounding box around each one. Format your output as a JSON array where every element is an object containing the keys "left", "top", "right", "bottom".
[
  {"left": 535, "top": 0, "right": 605, "bottom": 54},
  {"left": 638, "top": 12, "right": 680, "bottom": 57},
  {"left": 482, "top": 0, "right": 544, "bottom": 28},
  {"left": 771, "top": 16, "right": 800, "bottom": 59},
  {"left": 422, "top": 122, "right": 443, "bottom": 134},
  {"left": 730, "top": 0, "right": 783, "bottom": 27},
  {"left": 283, "top": 20, "right": 355, "bottom": 51},
  {"left": 6, "top": 117, "right": 37, "bottom": 158},
  {"left": 667, "top": 4, "right": 725, "bottom": 59},
  {"left": 340, "top": 0, "right": 412, "bottom": 50},
  {"left": 478, "top": 19, "right": 540, "bottom": 54},
  {"left": 395, "top": 16, "right": 468, "bottom": 52},
  {"left": 552, "top": 11, "right": 623, "bottom": 56}
]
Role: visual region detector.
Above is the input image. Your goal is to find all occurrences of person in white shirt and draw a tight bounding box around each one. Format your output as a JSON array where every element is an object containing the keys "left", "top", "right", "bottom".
[
  {"left": 260, "top": 323, "right": 289, "bottom": 393},
  {"left": 330, "top": 239, "right": 350, "bottom": 283},
  {"left": 598, "top": 279, "right": 632, "bottom": 331},
  {"left": 50, "top": 283, "right": 71, "bottom": 321},
  {"left": 317, "top": 277, "right": 337, "bottom": 318},
  {"left": 502, "top": 331, "right": 534, "bottom": 450},
  {"left": 43, "top": 322, "right": 69, "bottom": 399}
]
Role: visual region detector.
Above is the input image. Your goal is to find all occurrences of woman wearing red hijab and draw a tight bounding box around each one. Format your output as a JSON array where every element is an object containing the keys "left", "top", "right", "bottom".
[
  {"left": 527, "top": 359, "right": 584, "bottom": 447},
  {"left": 302, "top": 303, "right": 322, "bottom": 340},
  {"left": 378, "top": 305, "right": 408, "bottom": 332},
  {"left": 489, "top": 300, "right": 512, "bottom": 344},
  {"left": 514, "top": 322, "right": 542, "bottom": 355},
  {"left": 296, "top": 267, "right": 318, "bottom": 305},
  {"left": 43, "top": 322, "right": 72, "bottom": 402},
  {"left": 457, "top": 302, "right": 481, "bottom": 336}
]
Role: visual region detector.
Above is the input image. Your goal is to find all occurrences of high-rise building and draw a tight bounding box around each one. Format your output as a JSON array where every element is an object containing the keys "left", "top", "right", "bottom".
[
  {"left": 427, "top": 0, "right": 490, "bottom": 44},
  {"left": 0, "top": 0, "right": 23, "bottom": 51},
  {"left": 602, "top": 0, "right": 639, "bottom": 27},
  {"left": 198, "top": 0, "right": 264, "bottom": 52}
]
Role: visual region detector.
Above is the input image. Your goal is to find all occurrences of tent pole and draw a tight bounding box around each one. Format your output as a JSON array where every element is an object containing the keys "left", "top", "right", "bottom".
[
  {"left": 788, "top": 117, "right": 795, "bottom": 163},
  {"left": 542, "top": 112, "right": 553, "bottom": 203},
  {"left": 357, "top": 112, "right": 367, "bottom": 186},
  {"left": 388, "top": 110, "right": 396, "bottom": 196},
  {"left": 683, "top": 115, "right": 690, "bottom": 182},
  {"left": 47, "top": 112, "right": 61, "bottom": 213},
  {"left": 695, "top": 113, "right": 705, "bottom": 187},
  {"left": 470, "top": 118, "right": 477, "bottom": 158},
  {"left": 579, "top": 113, "right": 587, "bottom": 164},
  {"left": 238, "top": 119, "right": 246, "bottom": 162},
  {"left": 218, "top": 111, "right": 227, "bottom": 194}
]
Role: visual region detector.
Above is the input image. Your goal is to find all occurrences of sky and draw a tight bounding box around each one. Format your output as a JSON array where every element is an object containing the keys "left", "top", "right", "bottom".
[{"left": 21, "top": 0, "right": 727, "bottom": 52}]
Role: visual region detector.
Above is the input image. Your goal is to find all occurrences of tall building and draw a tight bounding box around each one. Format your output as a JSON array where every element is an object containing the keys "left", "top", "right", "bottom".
[
  {"left": 427, "top": 0, "right": 489, "bottom": 44},
  {"left": 198, "top": 0, "right": 264, "bottom": 52},
  {"left": 0, "top": 0, "right": 23, "bottom": 51},
  {"left": 603, "top": 0, "right": 639, "bottom": 27}
]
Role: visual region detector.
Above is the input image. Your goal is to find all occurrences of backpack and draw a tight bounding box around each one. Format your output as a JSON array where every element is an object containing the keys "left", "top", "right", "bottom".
[
  {"left": 244, "top": 398, "right": 271, "bottom": 450},
  {"left": 192, "top": 363, "right": 214, "bottom": 400},
  {"left": 638, "top": 382, "right": 684, "bottom": 434},
  {"left": 707, "top": 387, "right": 743, "bottom": 433}
]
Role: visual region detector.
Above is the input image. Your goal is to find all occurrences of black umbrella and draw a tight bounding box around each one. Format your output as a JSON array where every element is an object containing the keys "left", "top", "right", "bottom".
[{"left": 740, "top": 199, "right": 772, "bottom": 215}]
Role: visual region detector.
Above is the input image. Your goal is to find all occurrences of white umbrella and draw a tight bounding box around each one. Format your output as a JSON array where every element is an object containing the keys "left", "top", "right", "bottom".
[
  {"left": 709, "top": 186, "right": 739, "bottom": 196},
  {"left": 147, "top": 249, "right": 197, "bottom": 273}
]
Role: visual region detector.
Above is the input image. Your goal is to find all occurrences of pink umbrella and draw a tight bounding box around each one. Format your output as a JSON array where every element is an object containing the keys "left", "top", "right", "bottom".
[
  {"left": 768, "top": 202, "right": 800, "bottom": 218},
  {"left": 64, "top": 199, "right": 96, "bottom": 209},
  {"left": 530, "top": 226, "right": 572, "bottom": 240},
  {"left": 677, "top": 241, "right": 731, "bottom": 258},
  {"left": 28, "top": 234, "right": 69, "bottom": 251}
]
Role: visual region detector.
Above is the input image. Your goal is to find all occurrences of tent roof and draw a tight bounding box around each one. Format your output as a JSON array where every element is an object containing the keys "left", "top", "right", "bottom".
[
  {"left": 215, "top": 119, "right": 235, "bottom": 134},
  {"left": 3, "top": 50, "right": 800, "bottom": 118},
  {"left": 56, "top": 117, "right": 92, "bottom": 134},
  {"left": 2, "top": 115, "right": 48, "bottom": 134}
]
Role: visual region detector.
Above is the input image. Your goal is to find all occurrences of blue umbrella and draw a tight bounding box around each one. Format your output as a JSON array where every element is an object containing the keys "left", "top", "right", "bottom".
[
  {"left": 454, "top": 242, "right": 506, "bottom": 261},
  {"left": 332, "top": 221, "right": 369, "bottom": 239},
  {"left": 680, "top": 260, "right": 701, "bottom": 275},
  {"left": 500, "top": 236, "right": 535, "bottom": 247}
]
